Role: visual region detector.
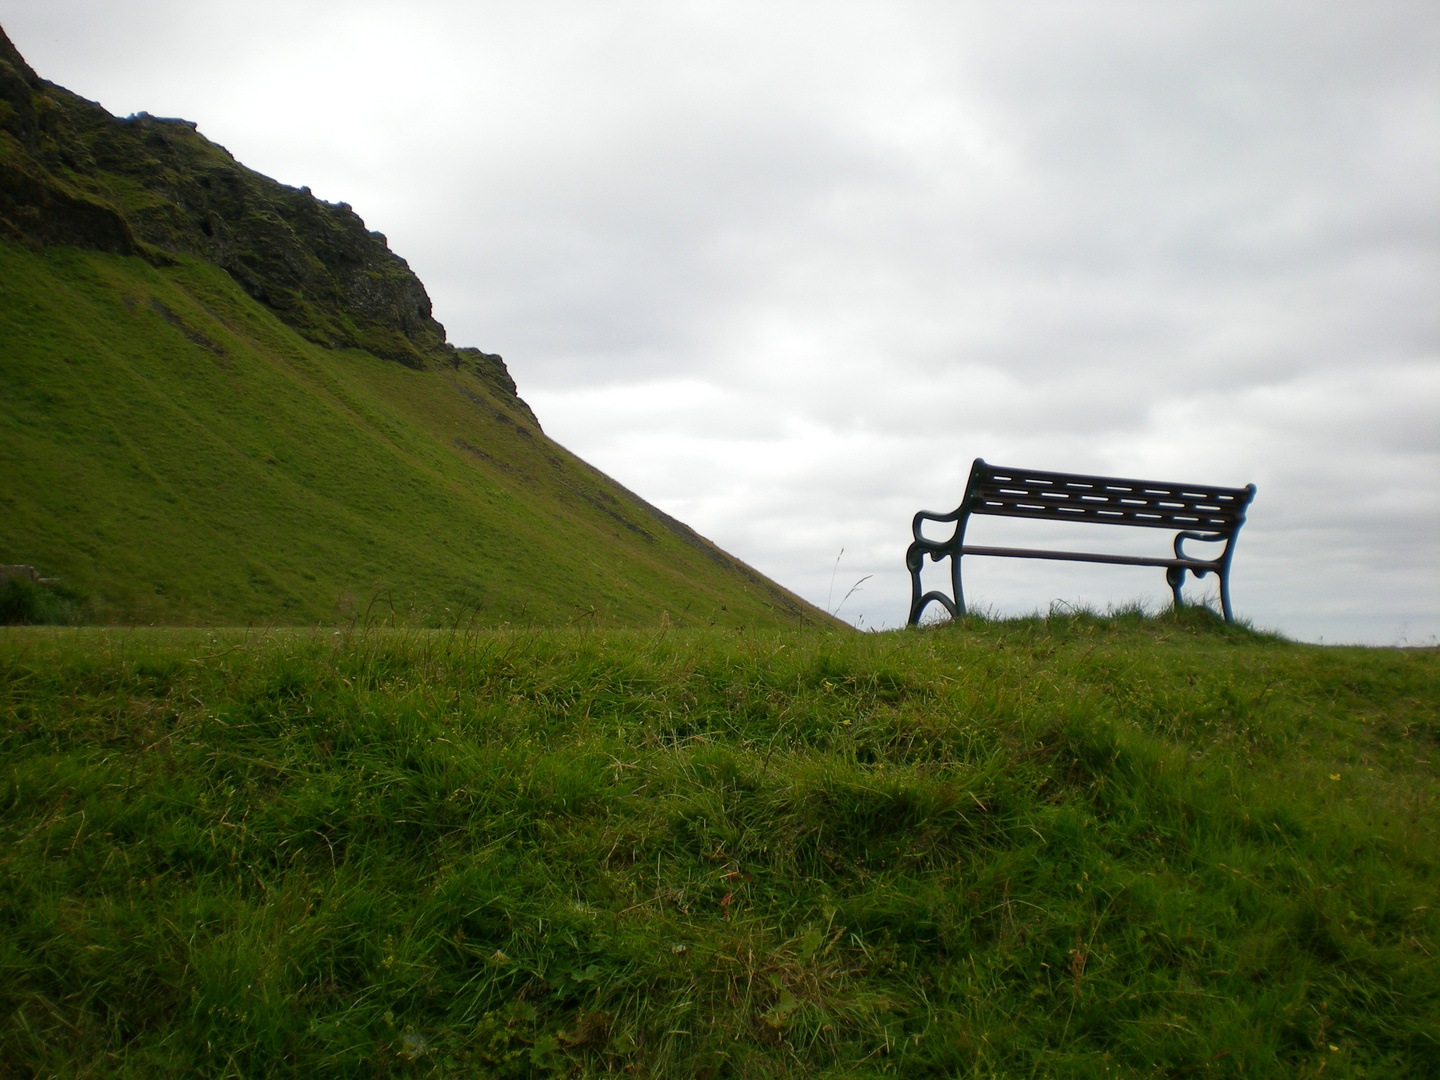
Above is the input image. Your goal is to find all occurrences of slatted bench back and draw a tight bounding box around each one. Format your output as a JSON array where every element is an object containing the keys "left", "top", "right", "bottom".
[{"left": 965, "top": 461, "right": 1254, "bottom": 534}]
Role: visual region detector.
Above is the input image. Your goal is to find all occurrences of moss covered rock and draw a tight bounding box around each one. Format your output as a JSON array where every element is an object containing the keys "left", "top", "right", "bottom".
[{"left": 0, "top": 25, "right": 499, "bottom": 380}]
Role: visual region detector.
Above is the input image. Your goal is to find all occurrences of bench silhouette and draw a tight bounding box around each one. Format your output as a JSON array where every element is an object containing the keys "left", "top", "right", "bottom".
[{"left": 906, "top": 459, "right": 1256, "bottom": 626}]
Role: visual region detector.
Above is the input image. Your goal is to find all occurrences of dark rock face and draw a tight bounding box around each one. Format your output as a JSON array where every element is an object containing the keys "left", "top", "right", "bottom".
[
  {"left": 0, "top": 34, "right": 141, "bottom": 257},
  {"left": 0, "top": 25, "right": 525, "bottom": 397},
  {"left": 94, "top": 114, "right": 452, "bottom": 367}
]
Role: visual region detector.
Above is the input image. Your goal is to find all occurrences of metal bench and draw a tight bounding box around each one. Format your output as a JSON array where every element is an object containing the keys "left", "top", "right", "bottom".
[{"left": 906, "top": 459, "right": 1257, "bottom": 626}]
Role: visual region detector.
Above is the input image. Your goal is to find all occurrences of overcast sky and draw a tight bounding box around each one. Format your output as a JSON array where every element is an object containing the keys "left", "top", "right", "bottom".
[{"left": 6, "top": 1, "right": 1437, "bottom": 642}]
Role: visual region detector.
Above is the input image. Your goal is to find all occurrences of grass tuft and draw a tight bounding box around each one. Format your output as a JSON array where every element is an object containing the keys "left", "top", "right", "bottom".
[{"left": 0, "top": 576, "right": 87, "bottom": 625}]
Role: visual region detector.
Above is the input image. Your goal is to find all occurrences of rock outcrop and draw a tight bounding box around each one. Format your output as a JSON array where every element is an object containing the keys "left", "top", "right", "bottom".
[{"left": 0, "top": 25, "right": 526, "bottom": 411}]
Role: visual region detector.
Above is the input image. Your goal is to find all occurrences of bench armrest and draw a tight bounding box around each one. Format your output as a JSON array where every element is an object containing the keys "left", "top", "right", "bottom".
[
  {"left": 911, "top": 508, "right": 963, "bottom": 542},
  {"left": 1173, "top": 529, "right": 1228, "bottom": 567}
]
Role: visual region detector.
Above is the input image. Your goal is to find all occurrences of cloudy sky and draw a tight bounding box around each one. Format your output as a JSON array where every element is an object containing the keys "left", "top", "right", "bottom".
[{"left": 6, "top": 1, "right": 1437, "bottom": 642}]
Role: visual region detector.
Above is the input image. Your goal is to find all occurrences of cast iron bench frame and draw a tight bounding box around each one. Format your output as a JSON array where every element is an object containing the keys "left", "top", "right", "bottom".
[{"left": 906, "top": 458, "right": 1256, "bottom": 626}]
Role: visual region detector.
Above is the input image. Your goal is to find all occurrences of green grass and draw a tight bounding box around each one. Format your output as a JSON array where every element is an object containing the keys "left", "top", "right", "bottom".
[
  {"left": 0, "top": 238, "right": 823, "bottom": 629},
  {"left": 2, "top": 609, "right": 1435, "bottom": 1077},
  {"left": 0, "top": 576, "right": 86, "bottom": 626}
]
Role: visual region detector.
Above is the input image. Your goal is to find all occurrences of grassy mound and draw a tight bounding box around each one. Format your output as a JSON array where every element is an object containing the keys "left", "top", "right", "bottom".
[{"left": 2, "top": 611, "right": 1436, "bottom": 1077}]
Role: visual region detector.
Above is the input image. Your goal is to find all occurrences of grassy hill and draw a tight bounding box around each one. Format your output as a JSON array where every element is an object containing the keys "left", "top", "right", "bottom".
[
  {"left": 1, "top": 610, "right": 1435, "bottom": 1076},
  {"left": 0, "top": 239, "right": 824, "bottom": 628},
  {"left": 0, "top": 26, "right": 829, "bottom": 629}
]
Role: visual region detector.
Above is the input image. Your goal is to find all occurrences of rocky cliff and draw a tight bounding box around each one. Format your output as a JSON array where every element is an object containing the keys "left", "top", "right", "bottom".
[{"left": 0, "top": 26, "right": 521, "bottom": 402}]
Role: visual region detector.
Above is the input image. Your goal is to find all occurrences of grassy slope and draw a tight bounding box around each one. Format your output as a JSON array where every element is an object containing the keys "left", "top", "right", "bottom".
[
  {"left": 0, "top": 238, "right": 824, "bottom": 628},
  {"left": 1, "top": 611, "right": 1435, "bottom": 1077}
]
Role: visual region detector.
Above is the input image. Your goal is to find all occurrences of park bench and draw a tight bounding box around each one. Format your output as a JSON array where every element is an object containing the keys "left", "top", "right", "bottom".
[{"left": 906, "top": 459, "right": 1256, "bottom": 626}]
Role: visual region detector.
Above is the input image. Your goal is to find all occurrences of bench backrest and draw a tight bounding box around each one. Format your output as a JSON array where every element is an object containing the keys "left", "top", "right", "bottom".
[{"left": 962, "top": 459, "right": 1255, "bottom": 534}]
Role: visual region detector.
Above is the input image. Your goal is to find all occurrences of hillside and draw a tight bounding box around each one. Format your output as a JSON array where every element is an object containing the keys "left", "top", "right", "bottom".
[
  {"left": 0, "top": 27, "right": 831, "bottom": 628},
  {"left": 2, "top": 611, "right": 1436, "bottom": 1076}
]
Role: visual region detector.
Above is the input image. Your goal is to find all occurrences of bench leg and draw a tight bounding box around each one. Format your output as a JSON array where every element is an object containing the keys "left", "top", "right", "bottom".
[
  {"left": 906, "top": 546, "right": 927, "bottom": 625},
  {"left": 910, "top": 590, "right": 957, "bottom": 624},
  {"left": 1171, "top": 566, "right": 1237, "bottom": 623},
  {"left": 907, "top": 548, "right": 962, "bottom": 626},
  {"left": 906, "top": 513, "right": 971, "bottom": 626},
  {"left": 1166, "top": 566, "right": 1185, "bottom": 610}
]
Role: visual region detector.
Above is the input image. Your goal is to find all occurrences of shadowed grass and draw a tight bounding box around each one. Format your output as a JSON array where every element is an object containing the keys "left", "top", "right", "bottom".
[
  {"left": 1, "top": 609, "right": 1436, "bottom": 1076},
  {"left": 0, "top": 576, "right": 87, "bottom": 626}
]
